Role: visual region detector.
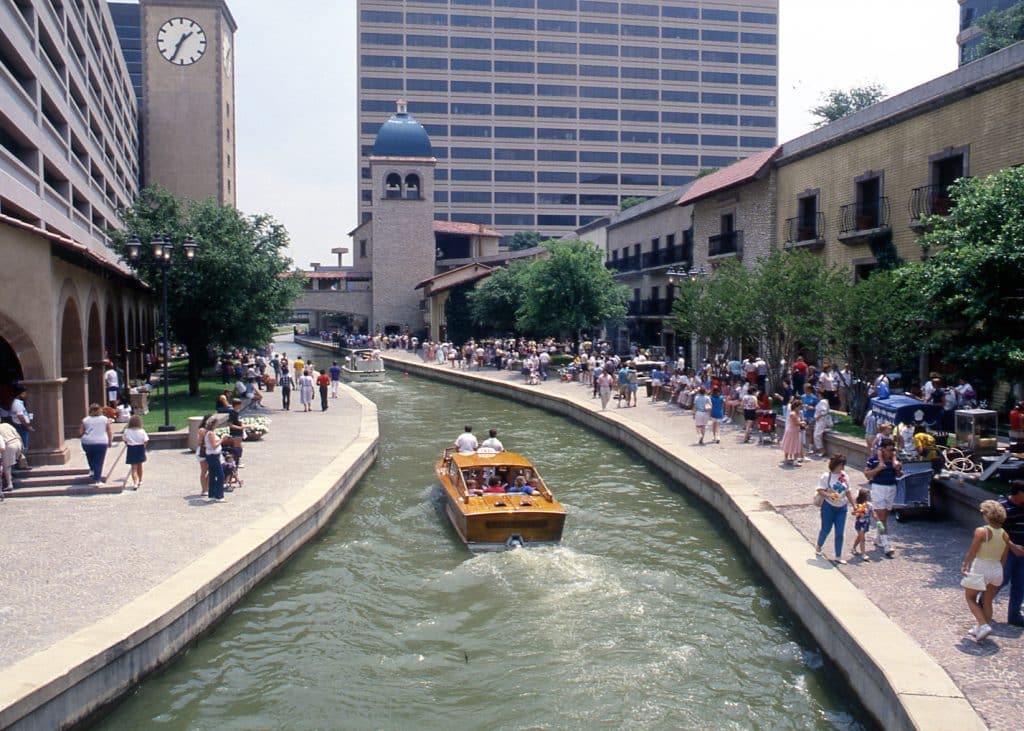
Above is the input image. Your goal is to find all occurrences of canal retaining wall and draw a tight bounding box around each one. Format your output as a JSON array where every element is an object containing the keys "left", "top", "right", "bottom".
[
  {"left": 0, "top": 389, "right": 379, "bottom": 731},
  {"left": 386, "top": 356, "right": 984, "bottom": 731}
]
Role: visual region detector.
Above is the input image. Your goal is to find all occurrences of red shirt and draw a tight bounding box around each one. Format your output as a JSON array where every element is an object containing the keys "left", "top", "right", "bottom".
[{"left": 316, "top": 373, "right": 330, "bottom": 388}]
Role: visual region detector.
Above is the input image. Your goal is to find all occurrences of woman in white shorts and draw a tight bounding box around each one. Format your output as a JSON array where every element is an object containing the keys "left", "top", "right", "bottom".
[
  {"left": 692, "top": 386, "right": 711, "bottom": 444},
  {"left": 960, "top": 500, "right": 1010, "bottom": 642}
]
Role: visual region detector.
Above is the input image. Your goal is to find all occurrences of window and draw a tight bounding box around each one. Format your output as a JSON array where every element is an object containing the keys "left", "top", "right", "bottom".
[
  {"left": 361, "top": 32, "right": 402, "bottom": 45},
  {"left": 406, "top": 12, "right": 447, "bottom": 25},
  {"left": 495, "top": 192, "right": 535, "bottom": 204},
  {"left": 538, "top": 0, "right": 577, "bottom": 9},
  {"left": 622, "top": 173, "right": 657, "bottom": 185},
  {"left": 741, "top": 11, "right": 777, "bottom": 24},
  {"left": 580, "top": 21, "right": 618, "bottom": 34},
  {"left": 495, "top": 104, "right": 535, "bottom": 116},
  {"left": 452, "top": 103, "right": 491, "bottom": 115},
  {"left": 580, "top": 107, "right": 617, "bottom": 120},
  {"left": 622, "top": 152, "right": 657, "bottom": 165},
  {"left": 452, "top": 191, "right": 492, "bottom": 203},
  {"left": 662, "top": 27, "right": 699, "bottom": 40},
  {"left": 362, "top": 55, "right": 403, "bottom": 68},
  {"left": 362, "top": 10, "right": 403, "bottom": 22},
  {"left": 741, "top": 53, "right": 777, "bottom": 66},
  {"left": 538, "top": 171, "right": 576, "bottom": 183},
  {"left": 496, "top": 0, "right": 535, "bottom": 6},
  {"left": 359, "top": 239, "right": 367, "bottom": 258},
  {"left": 662, "top": 154, "right": 698, "bottom": 165},
  {"left": 622, "top": 66, "right": 658, "bottom": 80},
  {"left": 362, "top": 77, "right": 403, "bottom": 90},
  {"left": 661, "top": 69, "right": 699, "bottom": 82},
  {"left": 452, "top": 36, "right": 492, "bottom": 49},
  {"left": 741, "top": 74, "right": 776, "bottom": 86},
  {"left": 740, "top": 115, "right": 775, "bottom": 128},
  {"left": 702, "top": 134, "right": 738, "bottom": 146},
  {"left": 662, "top": 90, "right": 699, "bottom": 103},
  {"left": 622, "top": 130, "right": 657, "bottom": 143},
  {"left": 702, "top": 114, "right": 738, "bottom": 126},
  {"left": 497, "top": 60, "right": 535, "bottom": 73},
  {"left": 538, "top": 84, "right": 577, "bottom": 97},
  {"left": 451, "top": 14, "right": 491, "bottom": 27},
  {"left": 580, "top": 43, "right": 618, "bottom": 56},
  {"left": 581, "top": 150, "right": 617, "bottom": 162},
  {"left": 703, "top": 51, "right": 738, "bottom": 63},
  {"left": 496, "top": 82, "right": 535, "bottom": 95},
  {"left": 663, "top": 47, "right": 699, "bottom": 61},
  {"left": 454, "top": 212, "right": 493, "bottom": 224},
  {"left": 741, "top": 94, "right": 776, "bottom": 107},
  {"left": 662, "top": 112, "right": 698, "bottom": 124},
  {"left": 538, "top": 106, "right": 577, "bottom": 118},
  {"left": 704, "top": 8, "right": 738, "bottom": 21},
  {"left": 662, "top": 133, "right": 698, "bottom": 145},
  {"left": 623, "top": 88, "right": 657, "bottom": 100},
  {"left": 702, "top": 72, "right": 738, "bottom": 84},
  {"left": 581, "top": 194, "right": 617, "bottom": 205},
  {"left": 539, "top": 19, "right": 576, "bottom": 32},
  {"left": 741, "top": 136, "right": 776, "bottom": 148},
  {"left": 662, "top": 5, "right": 699, "bottom": 18},
  {"left": 452, "top": 169, "right": 492, "bottom": 181},
  {"left": 539, "top": 193, "right": 576, "bottom": 204},
  {"left": 496, "top": 214, "right": 536, "bottom": 226},
  {"left": 406, "top": 34, "right": 447, "bottom": 47},
  {"left": 495, "top": 126, "right": 535, "bottom": 138},
  {"left": 580, "top": 172, "right": 617, "bottom": 185},
  {"left": 539, "top": 214, "right": 577, "bottom": 226},
  {"left": 405, "top": 174, "right": 421, "bottom": 199},
  {"left": 538, "top": 41, "right": 577, "bottom": 54},
  {"left": 407, "top": 79, "right": 447, "bottom": 92},
  {"left": 452, "top": 59, "right": 492, "bottom": 72},
  {"left": 580, "top": 64, "right": 617, "bottom": 77},
  {"left": 407, "top": 56, "right": 448, "bottom": 70},
  {"left": 622, "top": 24, "right": 658, "bottom": 37},
  {"left": 622, "top": 3, "right": 658, "bottom": 16},
  {"left": 423, "top": 124, "right": 448, "bottom": 135},
  {"left": 496, "top": 39, "right": 535, "bottom": 51},
  {"left": 580, "top": 131, "right": 618, "bottom": 143},
  {"left": 854, "top": 174, "right": 883, "bottom": 229},
  {"left": 582, "top": 1, "right": 618, "bottom": 13},
  {"left": 538, "top": 127, "right": 576, "bottom": 140},
  {"left": 622, "top": 109, "right": 658, "bottom": 123},
  {"left": 495, "top": 148, "right": 535, "bottom": 160},
  {"left": 452, "top": 81, "right": 491, "bottom": 93},
  {"left": 581, "top": 86, "right": 618, "bottom": 99},
  {"left": 495, "top": 16, "right": 535, "bottom": 29},
  {"left": 701, "top": 155, "right": 738, "bottom": 167},
  {"left": 539, "top": 149, "right": 577, "bottom": 161},
  {"left": 622, "top": 45, "right": 658, "bottom": 58},
  {"left": 495, "top": 169, "right": 535, "bottom": 181},
  {"left": 451, "top": 147, "right": 492, "bottom": 159},
  {"left": 451, "top": 124, "right": 491, "bottom": 137},
  {"left": 409, "top": 101, "right": 448, "bottom": 114},
  {"left": 384, "top": 172, "right": 402, "bottom": 199},
  {"left": 742, "top": 32, "right": 777, "bottom": 45},
  {"left": 795, "top": 193, "right": 820, "bottom": 241}
]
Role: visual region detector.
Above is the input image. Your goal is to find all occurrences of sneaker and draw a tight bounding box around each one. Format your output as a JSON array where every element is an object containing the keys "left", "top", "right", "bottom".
[
  {"left": 975, "top": 624, "right": 992, "bottom": 641},
  {"left": 815, "top": 549, "right": 824, "bottom": 558},
  {"left": 214, "top": 497, "right": 226, "bottom": 503},
  {"left": 967, "top": 625, "right": 978, "bottom": 637},
  {"left": 834, "top": 558, "right": 848, "bottom": 565}
]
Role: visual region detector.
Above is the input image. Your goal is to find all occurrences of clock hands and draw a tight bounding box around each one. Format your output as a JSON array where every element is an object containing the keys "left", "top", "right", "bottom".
[{"left": 168, "top": 31, "right": 193, "bottom": 62}]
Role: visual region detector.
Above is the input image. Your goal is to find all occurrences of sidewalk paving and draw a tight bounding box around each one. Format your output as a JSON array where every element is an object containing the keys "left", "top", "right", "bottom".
[
  {"left": 0, "top": 390, "right": 363, "bottom": 672},
  {"left": 385, "top": 351, "right": 1021, "bottom": 731}
]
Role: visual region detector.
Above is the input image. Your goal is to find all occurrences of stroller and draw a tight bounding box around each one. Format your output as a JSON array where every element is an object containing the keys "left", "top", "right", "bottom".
[
  {"left": 756, "top": 410, "right": 777, "bottom": 445},
  {"left": 223, "top": 453, "right": 244, "bottom": 491}
]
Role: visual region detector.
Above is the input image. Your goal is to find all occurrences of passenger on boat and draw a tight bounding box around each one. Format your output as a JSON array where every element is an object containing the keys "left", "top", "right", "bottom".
[
  {"left": 480, "top": 428, "right": 504, "bottom": 452},
  {"left": 483, "top": 477, "right": 506, "bottom": 494},
  {"left": 507, "top": 476, "right": 538, "bottom": 495},
  {"left": 455, "top": 425, "right": 478, "bottom": 454},
  {"left": 466, "top": 479, "right": 483, "bottom": 496}
]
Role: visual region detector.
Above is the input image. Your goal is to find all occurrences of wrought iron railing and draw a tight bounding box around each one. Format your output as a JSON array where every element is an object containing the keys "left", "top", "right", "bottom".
[
  {"left": 838, "top": 197, "right": 890, "bottom": 234},
  {"left": 606, "top": 255, "right": 640, "bottom": 272},
  {"left": 785, "top": 212, "right": 825, "bottom": 243},
  {"left": 708, "top": 230, "right": 740, "bottom": 257},
  {"left": 641, "top": 244, "right": 691, "bottom": 269},
  {"left": 910, "top": 184, "right": 954, "bottom": 220},
  {"left": 640, "top": 298, "right": 672, "bottom": 316}
]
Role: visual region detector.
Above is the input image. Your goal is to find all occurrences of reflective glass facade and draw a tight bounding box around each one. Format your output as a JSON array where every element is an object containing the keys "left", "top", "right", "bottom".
[
  {"left": 107, "top": 1, "right": 143, "bottom": 106},
  {"left": 357, "top": 0, "right": 779, "bottom": 238}
]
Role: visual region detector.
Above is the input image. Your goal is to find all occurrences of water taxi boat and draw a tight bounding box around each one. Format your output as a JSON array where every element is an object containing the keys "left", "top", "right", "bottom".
[
  {"left": 436, "top": 447, "right": 566, "bottom": 551},
  {"left": 341, "top": 349, "right": 386, "bottom": 382}
]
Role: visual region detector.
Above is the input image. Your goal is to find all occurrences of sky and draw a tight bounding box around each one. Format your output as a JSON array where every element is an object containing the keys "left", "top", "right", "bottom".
[{"left": 231, "top": 1, "right": 959, "bottom": 270}]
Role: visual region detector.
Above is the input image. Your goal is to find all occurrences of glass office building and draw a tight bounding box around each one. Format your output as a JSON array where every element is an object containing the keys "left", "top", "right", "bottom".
[
  {"left": 357, "top": 0, "right": 779, "bottom": 241},
  {"left": 957, "top": 0, "right": 1018, "bottom": 64},
  {"left": 107, "top": 1, "right": 143, "bottom": 106}
]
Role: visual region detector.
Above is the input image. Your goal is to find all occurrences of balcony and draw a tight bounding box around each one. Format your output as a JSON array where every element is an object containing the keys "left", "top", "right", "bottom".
[
  {"left": 641, "top": 244, "right": 692, "bottom": 269},
  {"left": 708, "top": 230, "right": 741, "bottom": 259},
  {"left": 838, "top": 197, "right": 890, "bottom": 244},
  {"left": 640, "top": 298, "right": 673, "bottom": 316},
  {"left": 909, "top": 184, "right": 954, "bottom": 230},
  {"left": 784, "top": 212, "right": 825, "bottom": 250},
  {"left": 606, "top": 255, "right": 640, "bottom": 272}
]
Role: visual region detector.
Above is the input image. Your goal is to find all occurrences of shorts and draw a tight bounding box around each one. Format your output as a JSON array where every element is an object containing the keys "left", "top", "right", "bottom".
[
  {"left": 971, "top": 557, "right": 1003, "bottom": 587},
  {"left": 694, "top": 411, "right": 709, "bottom": 427},
  {"left": 854, "top": 517, "right": 871, "bottom": 533},
  {"left": 871, "top": 483, "right": 897, "bottom": 511},
  {"left": 743, "top": 409, "right": 757, "bottom": 422}
]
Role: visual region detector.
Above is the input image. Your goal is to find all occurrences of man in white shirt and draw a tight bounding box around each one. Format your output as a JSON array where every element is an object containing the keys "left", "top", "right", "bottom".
[
  {"left": 480, "top": 428, "right": 504, "bottom": 452},
  {"left": 454, "top": 425, "right": 478, "bottom": 454},
  {"left": 104, "top": 363, "right": 120, "bottom": 405}
]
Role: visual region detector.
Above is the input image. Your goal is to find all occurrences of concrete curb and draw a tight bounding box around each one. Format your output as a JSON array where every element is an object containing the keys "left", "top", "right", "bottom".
[
  {"left": 386, "top": 356, "right": 985, "bottom": 731},
  {"left": 0, "top": 388, "right": 379, "bottom": 730}
]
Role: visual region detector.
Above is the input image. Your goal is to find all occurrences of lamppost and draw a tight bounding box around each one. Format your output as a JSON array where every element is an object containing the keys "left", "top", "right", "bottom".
[{"left": 126, "top": 233, "right": 198, "bottom": 432}]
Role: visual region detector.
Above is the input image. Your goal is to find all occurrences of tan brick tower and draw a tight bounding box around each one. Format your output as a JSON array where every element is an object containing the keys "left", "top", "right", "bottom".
[{"left": 140, "top": 0, "right": 236, "bottom": 204}]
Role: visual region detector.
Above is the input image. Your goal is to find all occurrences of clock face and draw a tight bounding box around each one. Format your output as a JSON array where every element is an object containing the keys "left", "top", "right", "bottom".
[{"left": 157, "top": 17, "right": 207, "bottom": 66}]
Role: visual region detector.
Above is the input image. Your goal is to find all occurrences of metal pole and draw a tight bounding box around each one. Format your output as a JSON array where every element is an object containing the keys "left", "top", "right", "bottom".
[{"left": 158, "top": 263, "right": 175, "bottom": 431}]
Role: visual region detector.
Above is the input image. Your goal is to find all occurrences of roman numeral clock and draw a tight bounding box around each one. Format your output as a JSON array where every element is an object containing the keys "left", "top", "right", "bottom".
[{"left": 141, "top": 0, "right": 236, "bottom": 206}]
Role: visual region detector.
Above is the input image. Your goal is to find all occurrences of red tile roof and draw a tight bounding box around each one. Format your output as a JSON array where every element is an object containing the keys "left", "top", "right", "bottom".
[
  {"left": 676, "top": 146, "right": 781, "bottom": 206},
  {"left": 433, "top": 220, "right": 502, "bottom": 237}
]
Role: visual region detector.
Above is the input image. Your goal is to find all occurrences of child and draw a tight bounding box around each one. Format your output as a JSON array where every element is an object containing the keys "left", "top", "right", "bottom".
[
  {"left": 851, "top": 489, "right": 873, "bottom": 560},
  {"left": 960, "top": 500, "right": 1010, "bottom": 642},
  {"left": 123, "top": 414, "right": 149, "bottom": 490},
  {"left": 222, "top": 451, "right": 242, "bottom": 490}
]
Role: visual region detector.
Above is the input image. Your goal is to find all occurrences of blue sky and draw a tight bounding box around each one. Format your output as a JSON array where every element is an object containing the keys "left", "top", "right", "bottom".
[{"left": 230, "top": 1, "right": 958, "bottom": 269}]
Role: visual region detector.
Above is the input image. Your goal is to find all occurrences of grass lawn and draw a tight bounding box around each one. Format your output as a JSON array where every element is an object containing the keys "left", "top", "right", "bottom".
[
  {"left": 830, "top": 413, "right": 865, "bottom": 440},
  {"left": 140, "top": 360, "right": 225, "bottom": 431}
]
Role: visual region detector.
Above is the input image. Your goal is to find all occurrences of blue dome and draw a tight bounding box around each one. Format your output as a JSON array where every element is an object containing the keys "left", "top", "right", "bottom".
[{"left": 372, "top": 101, "right": 432, "bottom": 157}]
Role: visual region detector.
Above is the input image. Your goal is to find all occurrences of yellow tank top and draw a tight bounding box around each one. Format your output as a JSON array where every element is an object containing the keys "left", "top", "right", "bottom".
[{"left": 977, "top": 527, "right": 1006, "bottom": 562}]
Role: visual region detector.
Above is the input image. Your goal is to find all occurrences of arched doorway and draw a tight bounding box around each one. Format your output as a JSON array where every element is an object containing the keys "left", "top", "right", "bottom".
[
  {"left": 0, "top": 333, "right": 25, "bottom": 417},
  {"left": 60, "top": 298, "right": 87, "bottom": 435},
  {"left": 87, "top": 302, "right": 104, "bottom": 404}
]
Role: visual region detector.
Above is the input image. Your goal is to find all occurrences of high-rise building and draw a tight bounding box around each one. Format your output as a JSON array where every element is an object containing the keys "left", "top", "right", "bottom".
[
  {"left": 357, "top": 0, "right": 779, "bottom": 242},
  {"left": 957, "top": 0, "right": 1018, "bottom": 64}
]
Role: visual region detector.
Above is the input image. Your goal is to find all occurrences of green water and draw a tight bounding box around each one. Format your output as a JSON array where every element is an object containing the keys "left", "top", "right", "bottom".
[{"left": 98, "top": 344, "right": 870, "bottom": 730}]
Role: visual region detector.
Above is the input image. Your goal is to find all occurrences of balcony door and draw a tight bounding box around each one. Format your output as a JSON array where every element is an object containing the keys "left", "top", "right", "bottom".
[{"left": 856, "top": 176, "right": 880, "bottom": 228}]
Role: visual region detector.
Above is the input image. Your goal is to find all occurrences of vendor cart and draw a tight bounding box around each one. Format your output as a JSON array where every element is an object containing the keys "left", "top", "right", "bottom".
[
  {"left": 893, "top": 461, "right": 934, "bottom": 521},
  {"left": 870, "top": 396, "right": 943, "bottom": 429}
]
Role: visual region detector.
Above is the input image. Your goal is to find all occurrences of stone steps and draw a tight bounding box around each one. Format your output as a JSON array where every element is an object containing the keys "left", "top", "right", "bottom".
[{"left": 4, "top": 467, "right": 123, "bottom": 497}]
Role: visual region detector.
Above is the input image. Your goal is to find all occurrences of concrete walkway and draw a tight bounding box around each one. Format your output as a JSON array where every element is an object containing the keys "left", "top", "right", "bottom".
[
  {"left": 0, "top": 388, "right": 366, "bottom": 673},
  {"left": 383, "top": 351, "right": 1020, "bottom": 731}
]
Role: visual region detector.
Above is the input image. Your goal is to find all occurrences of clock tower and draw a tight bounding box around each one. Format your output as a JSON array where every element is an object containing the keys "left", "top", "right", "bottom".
[{"left": 141, "top": 0, "right": 236, "bottom": 205}]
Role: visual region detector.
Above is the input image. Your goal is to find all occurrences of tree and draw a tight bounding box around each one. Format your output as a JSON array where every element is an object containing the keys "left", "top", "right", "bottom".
[
  {"left": 832, "top": 268, "right": 929, "bottom": 422},
  {"left": 969, "top": 1, "right": 1024, "bottom": 62},
  {"left": 467, "top": 261, "right": 528, "bottom": 334},
  {"left": 810, "top": 83, "right": 886, "bottom": 127},
  {"left": 620, "top": 196, "right": 647, "bottom": 211},
  {"left": 516, "top": 239, "right": 629, "bottom": 339},
  {"left": 110, "top": 186, "right": 303, "bottom": 395},
  {"left": 507, "top": 231, "right": 545, "bottom": 251},
  {"left": 909, "top": 167, "right": 1024, "bottom": 385},
  {"left": 444, "top": 282, "right": 476, "bottom": 345},
  {"left": 669, "top": 258, "right": 757, "bottom": 360}
]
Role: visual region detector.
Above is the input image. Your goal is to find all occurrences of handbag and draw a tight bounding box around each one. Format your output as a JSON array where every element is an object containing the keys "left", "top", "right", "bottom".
[
  {"left": 813, "top": 491, "right": 824, "bottom": 507},
  {"left": 960, "top": 572, "right": 986, "bottom": 591}
]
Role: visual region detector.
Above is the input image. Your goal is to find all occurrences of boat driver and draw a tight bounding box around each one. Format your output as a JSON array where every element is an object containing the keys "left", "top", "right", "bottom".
[{"left": 455, "top": 425, "right": 478, "bottom": 454}]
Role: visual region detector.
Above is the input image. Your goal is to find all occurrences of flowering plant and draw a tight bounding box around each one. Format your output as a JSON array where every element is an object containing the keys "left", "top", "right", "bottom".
[{"left": 214, "top": 416, "right": 271, "bottom": 439}]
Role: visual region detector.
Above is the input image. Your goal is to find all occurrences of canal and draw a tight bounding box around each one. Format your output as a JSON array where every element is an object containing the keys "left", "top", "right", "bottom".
[{"left": 99, "top": 343, "right": 870, "bottom": 730}]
